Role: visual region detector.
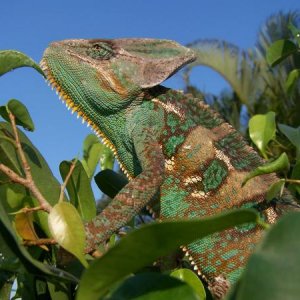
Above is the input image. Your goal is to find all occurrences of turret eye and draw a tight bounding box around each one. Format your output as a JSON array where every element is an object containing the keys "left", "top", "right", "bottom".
[
  {"left": 87, "top": 42, "right": 114, "bottom": 60},
  {"left": 93, "top": 44, "right": 101, "bottom": 50}
]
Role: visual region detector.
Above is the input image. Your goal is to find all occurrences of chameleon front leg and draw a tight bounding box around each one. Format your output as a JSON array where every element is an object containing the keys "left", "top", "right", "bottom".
[{"left": 85, "top": 128, "right": 165, "bottom": 252}]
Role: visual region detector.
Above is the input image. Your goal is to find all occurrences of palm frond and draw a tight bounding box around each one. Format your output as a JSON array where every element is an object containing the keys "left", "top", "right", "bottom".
[{"left": 185, "top": 40, "right": 266, "bottom": 112}]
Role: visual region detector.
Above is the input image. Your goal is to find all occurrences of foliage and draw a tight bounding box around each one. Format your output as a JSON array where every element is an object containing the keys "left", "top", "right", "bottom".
[
  {"left": 244, "top": 21, "right": 300, "bottom": 202},
  {"left": 1, "top": 14, "right": 300, "bottom": 299},
  {"left": 0, "top": 49, "right": 256, "bottom": 300},
  {"left": 185, "top": 11, "right": 300, "bottom": 127},
  {"left": 185, "top": 10, "right": 300, "bottom": 204}
]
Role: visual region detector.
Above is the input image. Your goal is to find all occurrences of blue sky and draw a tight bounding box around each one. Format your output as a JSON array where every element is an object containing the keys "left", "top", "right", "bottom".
[{"left": 1, "top": 0, "right": 299, "bottom": 197}]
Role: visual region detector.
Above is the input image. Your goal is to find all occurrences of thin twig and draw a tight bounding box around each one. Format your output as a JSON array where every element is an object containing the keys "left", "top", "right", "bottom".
[
  {"left": 0, "top": 163, "right": 28, "bottom": 186},
  {"left": 0, "top": 164, "right": 50, "bottom": 212},
  {"left": 285, "top": 178, "right": 300, "bottom": 184},
  {"left": 0, "top": 113, "right": 52, "bottom": 212},
  {"left": 59, "top": 159, "right": 77, "bottom": 202},
  {"left": 21, "top": 206, "right": 44, "bottom": 213},
  {"left": 23, "top": 238, "right": 57, "bottom": 246}
]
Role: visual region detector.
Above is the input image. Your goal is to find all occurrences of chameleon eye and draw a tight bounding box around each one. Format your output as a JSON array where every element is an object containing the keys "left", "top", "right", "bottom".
[
  {"left": 88, "top": 42, "right": 114, "bottom": 60},
  {"left": 93, "top": 44, "right": 101, "bottom": 50}
]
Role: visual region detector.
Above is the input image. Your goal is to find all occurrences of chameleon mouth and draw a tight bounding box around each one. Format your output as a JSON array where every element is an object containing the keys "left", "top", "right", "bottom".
[{"left": 40, "top": 58, "right": 132, "bottom": 179}]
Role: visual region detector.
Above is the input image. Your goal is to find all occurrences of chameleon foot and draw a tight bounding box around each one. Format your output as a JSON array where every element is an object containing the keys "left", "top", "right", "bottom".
[{"left": 208, "top": 275, "right": 230, "bottom": 299}]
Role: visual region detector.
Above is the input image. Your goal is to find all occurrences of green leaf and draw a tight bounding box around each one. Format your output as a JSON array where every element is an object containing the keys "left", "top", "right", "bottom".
[
  {"left": 0, "top": 50, "right": 44, "bottom": 77},
  {"left": 0, "top": 106, "right": 9, "bottom": 123},
  {"left": 82, "top": 134, "right": 101, "bottom": 178},
  {"left": 0, "top": 225, "right": 21, "bottom": 273},
  {"left": 0, "top": 188, "right": 24, "bottom": 215},
  {"left": 285, "top": 69, "right": 300, "bottom": 94},
  {"left": 266, "top": 179, "right": 285, "bottom": 201},
  {"left": 48, "top": 202, "right": 88, "bottom": 267},
  {"left": 232, "top": 212, "right": 300, "bottom": 300},
  {"left": 59, "top": 160, "right": 96, "bottom": 221},
  {"left": 0, "top": 134, "right": 16, "bottom": 148},
  {"left": 94, "top": 169, "right": 128, "bottom": 198},
  {"left": 0, "top": 272, "right": 14, "bottom": 300},
  {"left": 76, "top": 209, "right": 258, "bottom": 300},
  {"left": 171, "top": 268, "right": 206, "bottom": 300},
  {"left": 0, "top": 122, "right": 62, "bottom": 235},
  {"left": 248, "top": 112, "right": 276, "bottom": 158},
  {"left": 266, "top": 39, "right": 298, "bottom": 67},
  {"left": 6, "top": 99, "right": 35, "bottom": 131},
  {"left": 290, "top": 160, "right": 300, "bottom": 194},
  {"left": 288, "top": 22, "right": 300, "bottom": 46},
  {"left": 108, "top": 273, "right": 199, "bottom": 300},
  {"left": 243, "top": 153, "right": 289, "bottom": 186},
  {"left": 47, "top": 281, "right": 71, "bottom": 300},
  {"left": 278, "top": 123, "right": 300, "bottom": 159},
  {"left": 81, "top": 134, "right": 115, "bottom": 178},
  {"left": 99, "top": 143, "right": 114, "bottom": 170}
]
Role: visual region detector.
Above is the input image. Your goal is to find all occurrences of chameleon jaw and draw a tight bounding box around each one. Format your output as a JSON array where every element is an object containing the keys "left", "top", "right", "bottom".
[{"left": 40, "top": 59, "right": 132, "bottom": 179}]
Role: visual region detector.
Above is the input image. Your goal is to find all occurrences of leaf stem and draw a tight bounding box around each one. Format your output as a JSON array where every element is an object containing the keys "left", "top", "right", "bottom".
[
  {"left": 285, "top": 178, "right": 300, "bottom": 184},
  {"left": 59, "top": 159, "right": 77, "bottom": 202},
  {"left": 23, "top": 238, "right": 57, "bottom": 246}
]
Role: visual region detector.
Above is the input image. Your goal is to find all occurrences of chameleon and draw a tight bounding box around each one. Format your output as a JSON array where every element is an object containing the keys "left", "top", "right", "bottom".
[{"left": 40, "top": 38, "right": 297, "bottom": 298}]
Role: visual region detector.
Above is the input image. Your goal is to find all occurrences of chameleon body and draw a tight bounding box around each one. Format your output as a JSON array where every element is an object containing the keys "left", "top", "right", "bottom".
[{"left": 41, "top": 38, "right": 295, "bottom": 298}]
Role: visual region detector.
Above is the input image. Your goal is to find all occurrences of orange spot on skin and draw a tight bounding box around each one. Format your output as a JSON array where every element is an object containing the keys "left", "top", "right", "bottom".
[{"left": 97, "top": 69, "right": 129, "bottom": 98}]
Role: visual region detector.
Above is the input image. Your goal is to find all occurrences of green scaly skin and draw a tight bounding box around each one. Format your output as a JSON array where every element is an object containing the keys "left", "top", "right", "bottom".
[{"left": 41, "top": 38, "right": 297, "bottom": 299}]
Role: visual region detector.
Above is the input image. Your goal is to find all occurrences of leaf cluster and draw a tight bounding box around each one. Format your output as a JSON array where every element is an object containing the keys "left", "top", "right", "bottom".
[{"left": 1, "top": 18, "right": 300, "bottom": 299}]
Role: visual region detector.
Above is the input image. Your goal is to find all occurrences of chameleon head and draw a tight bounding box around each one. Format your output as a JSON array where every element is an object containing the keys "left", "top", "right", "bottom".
[{"left": 40, "top": 38, "right": 196, "bottom": 116}]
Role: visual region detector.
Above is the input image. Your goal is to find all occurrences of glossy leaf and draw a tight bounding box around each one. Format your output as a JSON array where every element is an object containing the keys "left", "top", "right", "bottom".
[
  {"left": 59, "top": 160, "right": 96, "bottom": 221},
  {"left": 82, "top": 134, "right": 114, "bottom": 173},
  {"left": 48, "top": 202, "right": 88, "bottom": 267},
  {"left": 94, "top": 169, "right": 128, "bottom": 198},
  {"left": 0, "top": 50, "right": 44, "bottom": 77},
  {"left": 0, "top": 272, "right": 14, "bottom": 300},
  {"left": 171, "top": 268, "right": 206, "bottom": 299},
  {"left": 242, "top": 152, "right": 289, "bottom": 186},
  {"left": 0, "top": 134, "right": 16, "bottom": 148},
  {"left": 0, "top": 122, "right": 61, "bottom": 235},
  {"left": 83, "top": 134, "right": 99, "bottom": 157},
  {"left": 278, "top": 123, "right": 300, "bottom": 159},
  {"left": 266, "top": 179, "right": 285, "bottom": 201},
  {"left": 99, "top": 143, "right": 114, "bottom": 170},
  {"left": 0, "top": 226, "right": 21, "bottom": 273},
  {"left": 108, "top": 273, "right": 199, "bottom": 300},
  {"left": 76, "top": 209, "right": 258, "bottom": 299},
  {"left": 82, "top": 134, "right": 102, "bottom": 178},
  {"left": 248, "top": 112, "right": 276, "bottom": 158},
  {"left": 7, "top": 99, "right": 35, "bottom": 131},
  {"left": 290, "top": 160, "right": 300, "bottom": 194},
  {"left": 285, "top": 69, "right": 300, "bottom": 94},
  {"left": 0, "top": 188, "right": 24, "bottom": 216},
  {"left": 0, "top": 99, "right": 35, "bottom": 132},
  {"left": 288, "top": 22, "right": 300, "bottom": 45},
  {"left": 47, "top": 281, "right": 71, "bottom": 300},
  {"left": 266, "top": 39, "right": 298, "bottom": 67},
  {"left": 233, "top": 212, "right": 300, "bottom": 300},
  {"left": 0, "top": 123, "right": 23, "bottom": 178}
]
